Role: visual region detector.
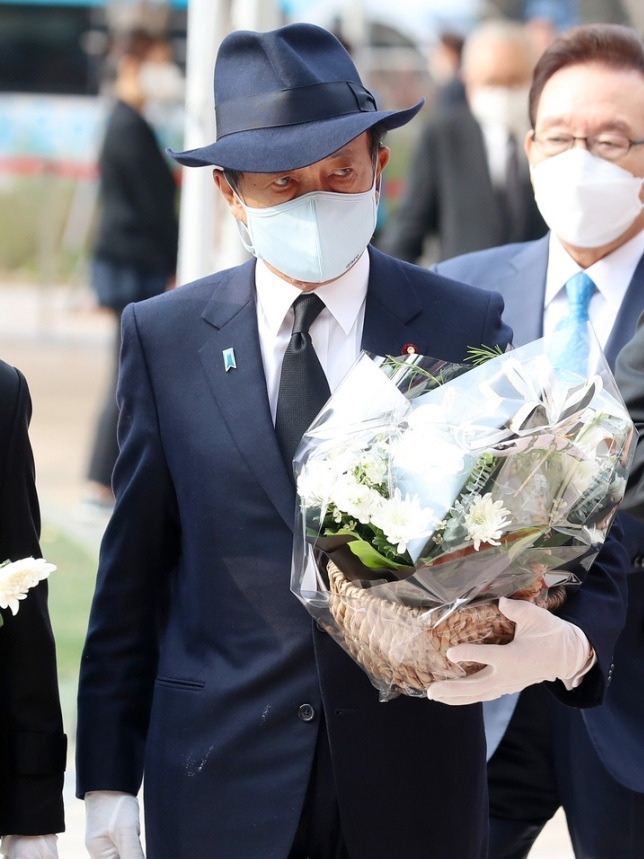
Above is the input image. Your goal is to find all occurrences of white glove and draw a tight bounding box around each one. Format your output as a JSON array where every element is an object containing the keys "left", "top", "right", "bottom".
[
  {"left": 426, "top": 597, "right": 594, "bottom": 706},
  {"left": 0, "top": 835, "right": 58, "bottom": 859},
  {"left": 85, "top": 791, "right": 145, "bottom": 859}
]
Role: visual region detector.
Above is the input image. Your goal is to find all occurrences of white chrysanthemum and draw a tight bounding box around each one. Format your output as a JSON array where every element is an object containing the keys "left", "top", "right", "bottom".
[
  {"left": 297, "top": 459, "right": 340, "bottom": 506},
  {"left": 565, "top": 455, "right": 596, "bottom": 495},
  {"left": 333, "top": 476, "right": 383, "bottom": 524},
  {"left": 463, "top": 494, "right": 512, "bottom": 551},
  {"left": 356, "top": 444, "right": 389, "bottom": 486},
  {"left": 371, "top": 488, "right": 435, "bottom": 555},
  {"left": 0, "top": 557, "right": 56, "bottom": 616},
  {"left": 326, "top": 442, "right": 365, "bottom": 474},
  {"left": 576, "top": 421, "right": 608, "bottom": 452}
]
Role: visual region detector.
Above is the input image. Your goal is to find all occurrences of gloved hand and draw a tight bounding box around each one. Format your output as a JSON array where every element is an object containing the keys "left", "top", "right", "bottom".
[
  {"left": 0, "top": 835, "right": 58, "bottom": 859},
  {"left": 85, "top": 791, "right": 145, "bottom": 859},
  {"left": 426, "top": 597, "right": 594, "bottom": 706}
]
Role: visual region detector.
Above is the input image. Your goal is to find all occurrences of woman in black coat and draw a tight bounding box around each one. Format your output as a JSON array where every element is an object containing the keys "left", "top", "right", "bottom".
[{"left": 0, "top": 361, "right": 66, "bottom": 858}]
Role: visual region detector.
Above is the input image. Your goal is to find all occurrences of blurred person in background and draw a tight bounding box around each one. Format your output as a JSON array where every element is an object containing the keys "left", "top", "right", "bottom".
[
  {"left": 0, "top": 362, "right": 66, "bottom": 859},
  {"left": 381, "top": 19, "right": 546, "bottom": 264},
  {"left": 433, "top": 23, "right": 644, "bottom": 858},
  {"left": 82, "top": 29, "right": 180, "bottom": 515},
  {"left": 428, "top": 30, "right": 466, "bottom": 111},
  {"left": 523, "top": 15, "right": 557, "bottom": 58}
]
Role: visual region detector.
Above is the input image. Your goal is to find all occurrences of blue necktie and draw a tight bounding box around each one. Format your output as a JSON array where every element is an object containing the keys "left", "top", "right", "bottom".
[{"left": 555, "top": 272, "right": 595, "bottom": 375}]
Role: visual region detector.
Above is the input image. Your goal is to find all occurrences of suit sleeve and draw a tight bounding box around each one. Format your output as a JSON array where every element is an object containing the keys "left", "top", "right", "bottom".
[
  {"left": 545, "top": 515, "right": 628, "bottom": 707},
  {"left": 76, "top": 305, "right": 181, "bottom": 797},
  {"left": 615, "top": 311, "right": 644, "bottom": 519},
  {"left": 0, "top": 365, "right": 66, "bottom": 836}
]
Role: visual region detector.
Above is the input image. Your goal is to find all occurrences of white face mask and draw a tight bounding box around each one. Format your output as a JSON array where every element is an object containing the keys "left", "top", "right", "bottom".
[
  {"left": 234, "top": 178, "right": 379, "bottom": 283},
  {"left": 531, "top": 148, "right": 644, "bottom": 248},
  {"left": 139, "top": 61, "right": 185, "bottom": 103},
  {"left": 469, "top": 85, "right": 530, "bottom": 139}
]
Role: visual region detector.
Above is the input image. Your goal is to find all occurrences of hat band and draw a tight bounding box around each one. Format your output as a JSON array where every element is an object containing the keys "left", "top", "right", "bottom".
[{"left": 215, "top": 81, "right": 377, "bottom": 138}]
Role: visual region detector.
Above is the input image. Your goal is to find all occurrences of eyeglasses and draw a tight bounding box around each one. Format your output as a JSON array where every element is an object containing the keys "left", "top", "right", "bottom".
[{"left": 531, "top": 131, "right": 644, "bottom": 162}]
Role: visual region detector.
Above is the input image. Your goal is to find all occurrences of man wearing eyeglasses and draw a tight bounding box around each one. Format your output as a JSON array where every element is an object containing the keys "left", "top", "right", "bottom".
[{"left": 432, "top": 23, "right": 644, "bottom": 859}]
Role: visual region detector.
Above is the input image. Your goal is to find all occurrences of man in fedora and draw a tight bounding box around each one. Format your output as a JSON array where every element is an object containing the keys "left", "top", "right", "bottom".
[{"left": 75, "top": 23, "right": 628, "bottom": 859}]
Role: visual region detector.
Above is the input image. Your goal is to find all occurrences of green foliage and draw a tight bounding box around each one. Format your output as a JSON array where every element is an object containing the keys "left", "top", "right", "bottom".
[
  {"left": 40, "top": 521, "right": 97, "bottom": 681},
  {"left": 40, "top": 521, "right": 97, "bottom": 730},
  {"left": 465, "top": 344, "right": 505, "bottom": 365}
]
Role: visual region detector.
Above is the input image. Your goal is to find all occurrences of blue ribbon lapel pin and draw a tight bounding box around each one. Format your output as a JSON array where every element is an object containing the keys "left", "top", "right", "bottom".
[{"left": 223, "top": 347, "right": 237, "bottom": 372}]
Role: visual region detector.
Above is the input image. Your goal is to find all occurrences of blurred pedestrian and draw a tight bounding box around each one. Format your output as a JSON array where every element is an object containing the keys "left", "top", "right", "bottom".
[
  {"left": 523, "top": 16, "right": 557, "bottom": 59},
  {"left": 428, "top": 31, "right": 466, "bottom": 111},
  {"left": 434, "top": 23, "right": 644, "bottom": 858},
  {"left": 382, "top": 19, "right": 546, "bottom": 264},
  {"left": 0, "top": 361, "right": 66, "bottom": 859},
  {"left": 83, "top": 30, "right": 179, "bottom": 514}
]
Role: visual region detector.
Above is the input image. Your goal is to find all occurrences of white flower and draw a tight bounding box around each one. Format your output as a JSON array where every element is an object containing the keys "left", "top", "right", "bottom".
[
  {"left": 333, "top": 475, "right": 383, "bottom": 524},
  {"left": 566, "top": 456, "right": 596, "bottom": 495},
  {"left": 0, "top": 557, "right": 56, "bottom": 617},
  {"left": 297, "top": 459, "right": 340, "bottom": 506},
  {"left": 356, "top": 444, "right": 389, "bottom": 485},
  {"left": 371, "top": 488, "right": 436, "bottom": 555},
  {"left": 463, "top": 494, "right": 512, "bottom": 551}
]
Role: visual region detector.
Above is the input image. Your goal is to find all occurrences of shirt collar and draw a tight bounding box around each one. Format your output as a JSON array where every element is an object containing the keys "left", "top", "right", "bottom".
[
  {"left": 545, "top": 230, "right": 644, "bottom": 307},
  {"left": 255, "top": 250, "right": 370, "bottom": 335}
]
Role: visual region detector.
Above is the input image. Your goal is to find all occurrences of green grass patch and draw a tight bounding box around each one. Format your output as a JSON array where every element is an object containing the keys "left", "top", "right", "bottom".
[{"left": 40, "top": 521, "right": 98, "bottom": 730}]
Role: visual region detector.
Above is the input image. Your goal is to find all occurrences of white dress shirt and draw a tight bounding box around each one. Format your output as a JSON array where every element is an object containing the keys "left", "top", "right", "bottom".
[
  {"left": 480, "top": 123, "right": 515, "bottom": 191},
  {"left": 255, "top": 251, "right": 369, "bottom": 422},
  {"left": 544, "top": 230, "right": 644, "bottom": 348}
]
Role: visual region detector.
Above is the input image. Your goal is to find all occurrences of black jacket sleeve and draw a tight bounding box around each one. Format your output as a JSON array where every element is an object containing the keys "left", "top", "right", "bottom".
[{"left": 0, "top": 362, "right": 66, "bottom": 836}]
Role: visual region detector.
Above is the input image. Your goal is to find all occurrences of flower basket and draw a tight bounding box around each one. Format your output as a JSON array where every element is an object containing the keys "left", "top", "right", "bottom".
[
  {"left": 325, "top": 561, "right": 567, "bottom": 697},
  {"left": 291, "top": 333, "right": 634, "bottom": 700}
]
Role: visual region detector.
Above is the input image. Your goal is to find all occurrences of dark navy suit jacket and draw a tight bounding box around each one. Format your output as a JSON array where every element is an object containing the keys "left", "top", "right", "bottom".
[
  {"left": 76, "top": 246, "right": 628, "bottom": 858},
  {"left": 435, "top": 235, "right": 644, "bottom": 792}
]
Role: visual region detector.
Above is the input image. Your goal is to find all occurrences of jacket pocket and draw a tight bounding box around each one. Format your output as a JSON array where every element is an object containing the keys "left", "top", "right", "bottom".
[{"left": 155, "top": 675, "right": 205, "bottom": 691}]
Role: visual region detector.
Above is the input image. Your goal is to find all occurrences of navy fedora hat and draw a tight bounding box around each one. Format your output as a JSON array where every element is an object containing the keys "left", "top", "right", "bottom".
[{"left": 168, "top": 23, "right": 424, "bottom": 172}]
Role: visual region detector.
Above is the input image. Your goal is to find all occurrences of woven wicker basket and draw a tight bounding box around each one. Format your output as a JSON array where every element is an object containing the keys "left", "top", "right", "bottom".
[{"left": 326, "top": 561, "right": 567, "bottom": 697}]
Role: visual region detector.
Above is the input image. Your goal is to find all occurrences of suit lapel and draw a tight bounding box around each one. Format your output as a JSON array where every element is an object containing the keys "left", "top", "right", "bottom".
[
  {"left": 362, "top": 247, "right": 426, "bottom": 355},
  {"left": 605, "top": 253, "right": 644, "bottom": 368},
  {"left": 495, "top": 237, "right": 549, "bottom": 347},
  {"left": 195, "top": 245, "right": 482, "bottom": 528},
  {"left": 198, "top": 262, "right": 295, "bottom": 529}
]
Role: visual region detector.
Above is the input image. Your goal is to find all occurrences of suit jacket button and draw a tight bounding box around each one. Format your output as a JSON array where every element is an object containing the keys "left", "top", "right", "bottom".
[{"left": 298, "top": 703, "right": 316, "bottom": 722}]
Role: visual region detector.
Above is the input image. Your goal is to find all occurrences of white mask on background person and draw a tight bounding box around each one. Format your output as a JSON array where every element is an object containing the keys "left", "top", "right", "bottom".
[
  {"left": 234, "top": 178, "right": 379, "bottom": 283},
  {"left": 139, "top": 61, "right": 185, "bottom": 103},
  {"left": 531, "top": 148, "right": 644, "bottom": 248},
  {"left": 469, "top": 85, "right": 530, "bottom": 139}
]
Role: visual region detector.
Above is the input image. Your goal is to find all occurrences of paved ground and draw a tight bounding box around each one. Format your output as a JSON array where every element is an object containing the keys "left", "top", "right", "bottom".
[{"left": 1, "top": 282, "right": 574, "bottom": 856}]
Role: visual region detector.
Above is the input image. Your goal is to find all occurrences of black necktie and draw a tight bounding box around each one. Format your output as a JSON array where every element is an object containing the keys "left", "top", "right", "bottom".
[
  {"left": 275, "top": 293, "right": 331, "bottom": 470},
  {"left": 505, "top": 134, "right": 523, "bottom": 226}
]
